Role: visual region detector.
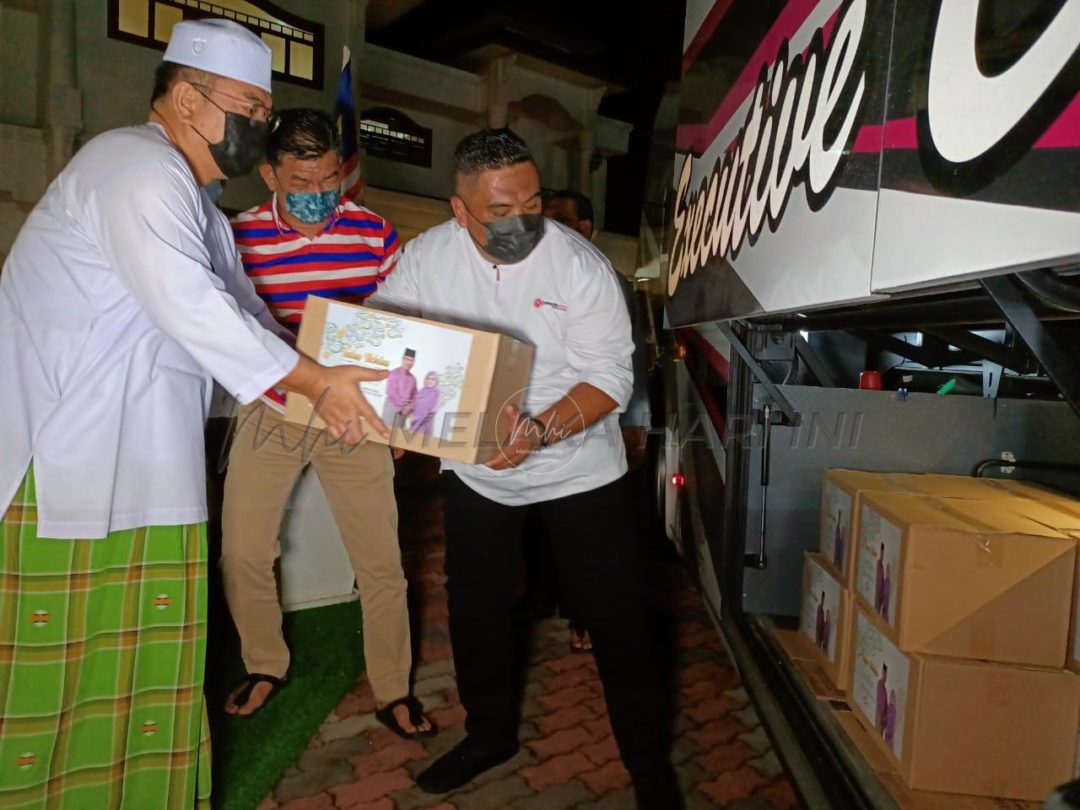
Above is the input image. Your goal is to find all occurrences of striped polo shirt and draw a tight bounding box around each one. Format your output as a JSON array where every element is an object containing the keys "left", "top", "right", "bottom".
[{"left": 231, "top": 195, "right": 400, "bottom": 409}]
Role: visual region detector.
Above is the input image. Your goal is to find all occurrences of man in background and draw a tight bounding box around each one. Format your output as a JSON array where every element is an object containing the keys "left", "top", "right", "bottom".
[
  {"left": 522, "top": 189, "right": 654, "bottom": 654},
  {"left": 221, "top": 109, "right": 434, "bottom": 740},
  {"left": 543, "top": 189, "right": 652, "bottom": 459}
]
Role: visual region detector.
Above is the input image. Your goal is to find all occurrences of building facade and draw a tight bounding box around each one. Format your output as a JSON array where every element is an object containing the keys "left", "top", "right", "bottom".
[{"left": 0, "top": 0, "right": 637, "bottom": 266}]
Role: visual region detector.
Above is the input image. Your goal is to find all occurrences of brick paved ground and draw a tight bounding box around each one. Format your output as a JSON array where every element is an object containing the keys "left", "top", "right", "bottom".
[{"left": 255, "top": 458, "right": 800, "bottom": 810}]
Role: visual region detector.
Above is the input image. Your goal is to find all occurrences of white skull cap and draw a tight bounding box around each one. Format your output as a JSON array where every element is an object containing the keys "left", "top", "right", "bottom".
[{"left": 163, "top": 18, "right": 273, "bottom": 94}]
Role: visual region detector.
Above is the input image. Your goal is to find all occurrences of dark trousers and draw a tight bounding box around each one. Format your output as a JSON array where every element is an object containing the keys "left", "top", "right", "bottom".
[
  {"left": 442, "top": 472, "right": 679, "bottom": 803},
  {"left": 520, "top": 515, "right": 562, "bottom": 618}
]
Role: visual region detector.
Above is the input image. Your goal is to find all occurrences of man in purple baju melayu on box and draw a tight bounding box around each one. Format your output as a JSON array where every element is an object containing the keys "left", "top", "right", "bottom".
[{"left": 383, "top": 348, "right": 418, "bottom": 429}]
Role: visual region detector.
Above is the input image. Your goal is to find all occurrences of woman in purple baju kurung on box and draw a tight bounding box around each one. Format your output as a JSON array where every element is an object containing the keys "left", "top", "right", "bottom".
[
  {"left": 884, "top": 689, "right": 897, "bottom": 750},
  {"left": 409, "top": 371, "right": 442, "bottom": 437},
  {"left": 875, "top": 666, "right": 888, "bottom": 732}
]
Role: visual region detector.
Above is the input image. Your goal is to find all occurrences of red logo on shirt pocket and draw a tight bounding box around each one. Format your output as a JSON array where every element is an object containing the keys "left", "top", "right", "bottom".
[{"left": 533, "top": 298, "right": 567, "bottom": 312}]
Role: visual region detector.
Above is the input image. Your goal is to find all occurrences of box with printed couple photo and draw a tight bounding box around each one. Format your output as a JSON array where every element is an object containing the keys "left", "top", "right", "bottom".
[{"left": 284, "top": 296, "right": 535, "bottom": 464}]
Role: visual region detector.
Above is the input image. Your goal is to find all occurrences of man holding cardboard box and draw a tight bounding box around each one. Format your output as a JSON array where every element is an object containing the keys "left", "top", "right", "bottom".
[
  {"left": 0, "top": 21, "right": 386, "bottom": 808},
  {"left": 367, "top": 128, "right": 681, "bottom": 808},
  {"left": 222, "top": 109, "right": 434, "bottom": 739}
]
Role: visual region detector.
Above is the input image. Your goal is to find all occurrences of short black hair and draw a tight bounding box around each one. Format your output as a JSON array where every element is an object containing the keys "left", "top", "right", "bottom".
[
  {"left": 151, "top": 61, "right": 211, "bottom": 105},
  {"left": 547, "top": 189, "right": 594, "bottom": 224},
  {"left": 453, "top": 128, "right": 533, "bottom": 177},
  {"left": 267, "top": 108, "right": 340, "bottom": 166}
]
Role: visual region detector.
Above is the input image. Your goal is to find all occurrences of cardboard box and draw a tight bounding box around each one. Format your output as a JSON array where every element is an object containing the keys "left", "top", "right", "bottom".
[
  {"left": 854, "top": 491, "right": 1075, "bottom": 666},
  {"left": 869, "top": 475, "right": 1080, "bottom": 529},
  {"left": 996, "top": 491, "right": 1080, "bottom": 535},
  {"left": 1075, "top": 707, "right": 1080, "bottom": 780},
  {"left": 849, "top": 605, "right": 1080, "bottom": 800},
  {"left": 1069, "top": 525, "right": 1080, "bottom": 675},
  {"left": 832, "top": 705, "right": 1046, "bottom": 809},
  {"left": 772, "top": 628, "right": 847, "bottom": 701},
  {"left": 896, "top": 476, "right": 1080, "bottom": 528},
  {"left": 284, "top": 296, "right": 534, "bottom": 464},
  {"left": 818, "top": 470, "right": 1019, "bottom": 585},
  {"left": 799, "top": 552, "right": 852, "bottom": 689},
  {"left": 983, "top": 479, "right": 1080, "bottom": 511},
  {"left": 885, "top": 473, "right": 1010, "bottom": 500},
  {"left": 958, "top": 485, "right": 1080, "bottom": 673},
  {"left": 992, "top": 492, "right": 1080, "bottom": 675},
  {"left": 820, "top": 470, "right": 913, "bottom": 584}
]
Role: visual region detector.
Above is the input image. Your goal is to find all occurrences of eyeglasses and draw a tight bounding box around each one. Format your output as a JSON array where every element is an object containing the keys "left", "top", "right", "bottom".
[{"left": 192, "top": 83, "right": 272, "bottom": 123}]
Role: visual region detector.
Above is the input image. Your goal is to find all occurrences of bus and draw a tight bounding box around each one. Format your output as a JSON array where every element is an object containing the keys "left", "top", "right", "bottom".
[{"left": 653, "top": 1, "right": 1080, "bottom": 806}]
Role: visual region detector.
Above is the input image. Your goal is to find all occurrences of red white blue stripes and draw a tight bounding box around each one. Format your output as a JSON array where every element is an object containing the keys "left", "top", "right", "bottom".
[
  {"left": 231, "top": 198, "right": 398, "bottom": 329},
  {"left": 231, "top": 197, "right": 399, "bottom": 408}
]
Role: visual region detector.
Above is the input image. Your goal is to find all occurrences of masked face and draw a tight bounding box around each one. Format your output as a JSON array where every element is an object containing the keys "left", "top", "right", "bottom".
[
  {"left": 192, "top": 88, "right": 269, "bottom": 178},
  {"left": 283, "top": 189, "right": 339, "bottom": 224},
  {"left": 266, "top": 151, "right": 342, "bottom": 229},
  {"left": 207, "top": 110, "right": 269, "bottom": 178},
  {"left": 476, "top": 212, "right": 545, "bottom": 264},
  {"left": 453, "top": 161, "right": 544, "bottom": 264}
]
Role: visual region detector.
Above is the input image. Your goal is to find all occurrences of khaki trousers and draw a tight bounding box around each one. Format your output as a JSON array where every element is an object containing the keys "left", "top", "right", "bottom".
[{"left": 221, "top": 403, "right": 410, "bottom": 702}]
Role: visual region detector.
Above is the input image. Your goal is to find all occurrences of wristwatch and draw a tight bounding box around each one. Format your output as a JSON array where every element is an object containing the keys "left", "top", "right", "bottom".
[{"left": 524, "top": 415, "right": 549, "bottom": 447}]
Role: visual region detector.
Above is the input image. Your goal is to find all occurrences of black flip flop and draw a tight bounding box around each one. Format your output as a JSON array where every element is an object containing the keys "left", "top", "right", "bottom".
[
  {"left": 375, "top": 695, "right": 439, "bottom": 740},
  {"left": 227, "top": 673, "right": 285, "bottom": 716}
]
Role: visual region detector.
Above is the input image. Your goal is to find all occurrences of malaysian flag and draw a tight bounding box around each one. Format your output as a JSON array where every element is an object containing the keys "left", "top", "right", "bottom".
[{"left": 334, "top": 46, "right": 363, "bottom": 201}]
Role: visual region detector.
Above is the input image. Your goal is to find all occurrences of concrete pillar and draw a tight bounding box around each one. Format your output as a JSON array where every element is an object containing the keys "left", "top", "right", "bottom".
[
  {"left": 582, "top": 86, "right": 607, "bottom": 227},
  {"left": 43, "top": 0, "right": 82, "bottom": 180},
  {"left": 577, "top": 129, "right": 593, "bottom": 193},
  {"left": 345, "top": 0, "right": 367, "bottom": 89},
  {"left": 590, "top": 157, "right": 607, "bottom": 231},
  {"left": 486, "top": 55, "right": 515, "bottom": 129}
]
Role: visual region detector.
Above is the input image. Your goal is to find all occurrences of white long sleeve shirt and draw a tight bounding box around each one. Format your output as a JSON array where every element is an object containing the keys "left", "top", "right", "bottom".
[
  {"left": 205, "top": 202, "right": 295, "bottom": 418},
  {"left": 206, "top": 203, "right": 292, "bottom": 338},
  {"left": 367, "top": 218, "right": 633, "bottom": 506},
  {"left": 0, "top": 123, "right": 298, "bottom": 539}
]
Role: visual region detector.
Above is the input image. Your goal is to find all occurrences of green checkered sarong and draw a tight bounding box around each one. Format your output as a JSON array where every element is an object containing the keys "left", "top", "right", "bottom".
[{"left": 0, "top": 469, "right": 211, "bottom": 809}]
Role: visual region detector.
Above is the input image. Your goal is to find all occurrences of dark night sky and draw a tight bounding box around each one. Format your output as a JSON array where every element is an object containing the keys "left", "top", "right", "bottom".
[{"left": 369, "top": 0, "right": 687, "bottom": 234}]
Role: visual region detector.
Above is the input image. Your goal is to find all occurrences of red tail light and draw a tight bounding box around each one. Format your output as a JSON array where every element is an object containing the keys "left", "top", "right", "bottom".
[{"left": 671, "top": 472, "right": 686, "bottom": 488}]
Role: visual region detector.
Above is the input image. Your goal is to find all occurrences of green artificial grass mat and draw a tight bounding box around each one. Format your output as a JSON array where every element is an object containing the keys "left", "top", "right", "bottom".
[{"left": 204, "top": 597, "right": 364, "bottom": 810}]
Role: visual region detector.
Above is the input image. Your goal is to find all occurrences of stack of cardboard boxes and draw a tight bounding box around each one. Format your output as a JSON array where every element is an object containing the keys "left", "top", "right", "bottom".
[{"left": 799, "top": 470, "right": 1080, "bottom": 801}]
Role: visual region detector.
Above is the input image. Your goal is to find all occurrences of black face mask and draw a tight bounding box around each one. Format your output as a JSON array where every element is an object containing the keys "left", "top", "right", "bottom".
[
  {"left": 193, "top": 92, "right": 269, "bottom": 178},
  {"left": 463, "top": 203, "right": 545, "bottom": 264}
]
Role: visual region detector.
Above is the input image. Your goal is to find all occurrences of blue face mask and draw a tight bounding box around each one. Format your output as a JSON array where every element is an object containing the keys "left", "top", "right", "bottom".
[
  {"left": 203, "top": 180, "right": 225, "bottom": 204},
  {"left": 283, "top": 190, "right": 339, "bottom": 224}
]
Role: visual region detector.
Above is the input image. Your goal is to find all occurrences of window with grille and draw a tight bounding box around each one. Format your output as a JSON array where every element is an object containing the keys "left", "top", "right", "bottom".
[
  {"left": 359, "top": 108, "right": 432, "bottom": 169},
  {"left": 108, "top": 0, "right": 323, "bottom": 89}
]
